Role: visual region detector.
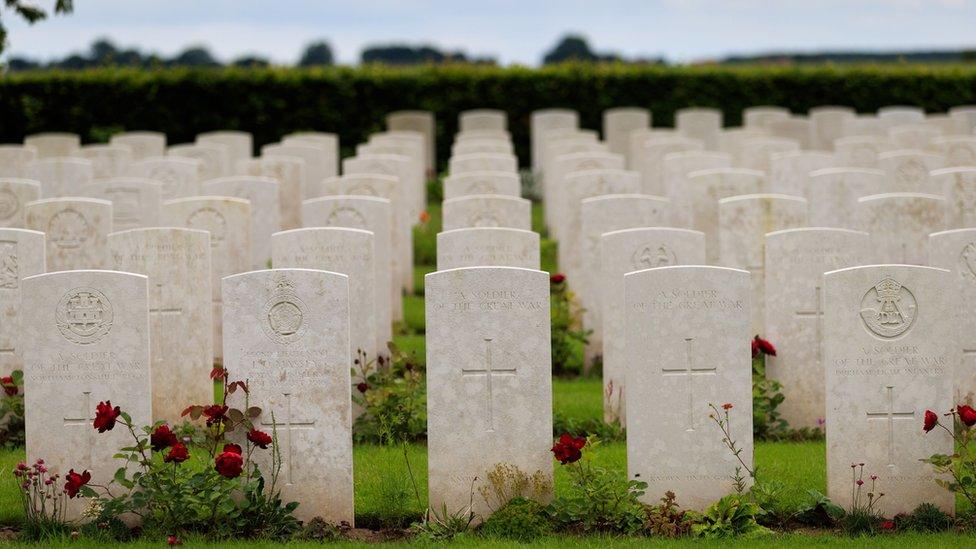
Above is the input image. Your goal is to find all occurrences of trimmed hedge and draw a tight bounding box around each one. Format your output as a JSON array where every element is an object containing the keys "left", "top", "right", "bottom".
[{"left": 2, "top": 63, "right": 976, "bottom": 168}]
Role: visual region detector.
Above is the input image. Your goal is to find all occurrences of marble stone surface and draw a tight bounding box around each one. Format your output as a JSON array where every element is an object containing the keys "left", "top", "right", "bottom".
[
  {"left": 80, "top": 177, "right": 162, "bottom": 231},
  {"left": 25, "top": 197, "right": 112, "bottom": 270},
  {"left": 0, "top": 178, "right": 40, "bottom": 228},
  {"left": 203, "top": 176, "right": 280, "bottom": 269},
  {"left": 437, "top": 227, "right": 540, "bottom": 271},
  {"left": 442, "top": 195, "right": 531, "bottom": 232},
  {"left": 806, "top": 168, "right": 884, "bottom": 230},
  {"left": 27, "top": 158, "right": 94, "bottom": 198},
  {"left": 857, "top": 193, "right": 945, "bottom": 265},
  {"left": 0, "top": 229, "right": 45, "bottom": 376}
]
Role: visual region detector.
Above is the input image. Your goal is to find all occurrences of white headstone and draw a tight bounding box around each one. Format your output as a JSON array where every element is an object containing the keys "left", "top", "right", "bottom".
[
  {"left": 437, "top": 227, "right": 540, "bottom": 271},
  {"left": 169, "top": 143, "right": 231, "bottom": 181},
  {"left": 769, "top": 150, "right": 835, "bottom": 195},
  {"left": 664, "top": 151, "right": 733, "bottom": 228},
  {"left": 531, "top": 109, "right": 578, "bottom": 174},
  {"left": 738, "top": 137, "right": 800, "bottom": 173},
  {"left": 272, "top": 227, "right": 377, "bottom": 360},
  {"left": 936, "top": 167, "right": 976, "bottom": 229},
  {"left": 604, "top": 107, "right": 651, "bottom": 159},
  {"left": 601, "top": 228, "right": 705, "bottom": 425},
  {"left": 877, "top": 150, "right": 945, "bottom": 193},
  {"left": 857, "top": 192, "right": 945, "bottom": 264},
  {"left": 676, "top": 108, "right": 723, "bottom": 150},
  {"left": 27, "top": 158, "right": 94, "bottom": 198},
  {"left": 197, "top": 130, "right": 253, "bottom": 166},
  {"left": 129, "top": 157, "right": 202, "bottom": 199},
  {"left": 0, "top": 178, "right": 40, "bottom": 228},
  {"left": 23, "top": 270, "right": 151, "bottom": 519},
  {"left": 636, "top": 137, "right": 704, "bottom": 196},
  {"left": 425, "top": 267, "right": 552, "bottom": 519},
  {"left": 809, "top": 106, "right": 856, "bottom": 150},
  {"left": 109, "top": 227, "right": 213, "bottom": 422},
  {"left": 744, "top": 106, "right": 790, "bottom": 129},
  {"left": 162, "top": 196, "right": 250, "bottom": 361},
  {"left": 25, "top": 197, "right": 112, "bottom": 270},
  {"left": 80, "top": 177, "right": 161, "bottom": 231},
  {"left": 878, "top": 106, "right": 925, "bottom": 129},
  {"left": 625, "top": 265, "right": 752, "bottom": 510},
  {"left": 949, "top": 105, "right": 976, "bottom": 135},
  {"left": 0, "top": 145, "right": 38, "bottom": 178},
  {"left": 80, "top": 145, "right": 133, "bottom": 180},
  {"left": 933, "top": 136, "right": 976, "bottom": 167},
  {"left": 282, "top": 132, "right": 340, "bottom": 182},
  {"left": 929, "top": 229, "right": 976, "bottom": 402},
  {"left": 807, "top": 168, "right": 884, "bottom": 229},
  {"left": 719, "top": 193, "right": 808, "bottom": 333},
  {"left": 111, "top": 131, "right": 166, "bottom": 160},
  {"left": 443, "top": 171, "right": 520, "bottom": 200},
  {"left": 685, "top": 168, "right": 765, "bottom": 264},
  {"left": 449, "top": 153, "right": 518, "bottom": 175},
  {"left": 24, "top": 133, "right": 80, "bottom": 158},
  {"left": 452, "top": 140, "right": 512, "bottom": 157},
  {"left": 442, "top": 195, "right": 531, "bottom": 232},
  {"left": 824, "top": 265, "right": 954, "bottom": 515},
  {"left": 223, "top": 268, "right": 354, "bottom": 524},
  {"left": 889, "top": 125, "right": 940, "bottom": 152},
  {"left": 459, "top": 109, "right": 507, "bottom": 132},
  {"left": 203, "top": 176, "right": 280, "bottom": 269},
  {"left": 0, "top": 229, "right": 45, "bottom": 376},
  {"left": 769, "top": 117, "right": 813, "bottom": 149},
  {"left": 237, "top": 156, "right": 304, "bottom": 230},
  {"left": 302, "top": 196, "right": 393, "bottom": 353},
  {"left": 765, "top": 228, "right": 870, "bottom": 428},
  {"left": 388, "top": 110, "right": 436, "bottom": 173}
]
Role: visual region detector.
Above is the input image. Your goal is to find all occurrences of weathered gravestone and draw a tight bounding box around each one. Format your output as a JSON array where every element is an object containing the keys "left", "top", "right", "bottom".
[
  {"left": 23, "top": 270, "right": 151, "bottom": 520},
  {"left": 442, "top": 195, "right": 531, "bottom": 232},
  {"left": 302, "top": 196, "right": 393, "bottom": 352},
  {"left": 603, "top": 107, "right": 650, "bottom": 159},
  {"left": 387, "top": 110, "right": 436, "bottom": 173},
  {"left": 0, "top": 229, "right": 45, "bottom": 376},
  {"left": 27, "top": 158, "right": 94, "bottom": 198},
  {"left": 203, "top": 176, "right": 280, "bottom": 269},
  {"left": 223, "top": 268, "right": 354, "bottom": 524},
  {"left": 80, "top": 144, "right": 133, "bottom": 180},
  {"left": 437, "top": 228, "right": 540, "bottom": 271},
  {"left": 80, "top": 177, "right": 162, "bottom": 231},
  {"left": 272, "top": 228, "right": 377, "bottom": 360},
  {"left": 169, "top": 143, "right": 231, "bottom": 181},
  {"left": 601, "top": 228, "right": 705, "bottom": 426},
  {"left": 888, "top": 125, "right": 940, "bottom": 152},
  {"left": 449, "top": 153, "right": 518, "bottom": 175},
  {"left": 0, "top": 145, "right": 38, "bottom": 178},
  {"left": 806, "top": 168, "right": 884, "bottom": 229},
  {"left": 769, "top": 150, "right": 835, "bottom": 195},
  {"left": 24, "top": 133, "right": 80, "bottom": 158},
  {"left": 685, "top": 168, "right": 765, "bottom": 264},
  {"left": 109, "top": 228, "right": 213, "bottom": 422},
  {"left": 111, "top": 131, "right": 166, "bottom": 160},
  {"left": 625, "top": 266, "right": 752, "bottom": 511},
  {"left": 676, "top": 108, "right": 722, "bottom": 150},
  {"left": 770, "top": 117, "right": 813, "bottom": 149},
  {"left": 237, "top": 156, "right": 304, "bottom": 230},
  {"left": 933, "top": 136, "right": 976, "bottom": 167},
  {"left": 459, "top": 109, "right": 507, "bottom": 132},
  {"left": 549, "top": 153, "right": 625, "bottom": 240},
  {"left": 443, "top": 171, "right": 521, "bottom": 200},
  {"left": 263, "top": 143, "right": 331, "bottom": 200},
  {"left": 580, "top": 194, "right": 670, "bottom": 363},
  {"left": 452, "top": 140, "right": 513, "bottom": 156},
  {"left": 129, "top": 157, "right": 202, "bottom": 200},
  {"left": 878, "top": 106, "right": 925, "bottom": 129},
  {"left": 25, "top": 197, "right": 112, "bottom": 270},
  {"left": 934, "top": 167, "right": 976, "bottom": 229},
  {"left": 857, "top": 193, "right": 945, "bottom": 265},
  {"left": 809, "top": 106, "right": 856, "bottom": 150},
  {"left": 0, "top": 178, "right": 40, "bottom": 228},
  {"left": 877, "top": 150, "right": 944, "bottom": 194},
  {"left": 531, "top": 109, "right": 578, "bottom": 174},
  {"left": 949, "top": 105, "right": 976, "bottom": 134},
  {"left": 738, "top": 137, "right": 800, "bottom": 173},
  {"left": 824, "top": 265, "right": 954, "bottom": 515},
  {"left": 664, "top": 151, "right": 733, "bottom": 228},
  {"left": 635, "top": 137, "right": 703, "bottom": 196},
  {"left": 425, "top": 267, "right": 552, "bottom": 520},
  {"left": 929, "top": 229, "right": 976, "bottom": 403},
  {"left": 765, "top": 228, "right": 870, "bottom": 429},
  {"left": 744, "top": 106, "right": 790, "bottom": 129},
  {"left": 281, "top": 132, "right": 340, "bottom": 188},
  {"left": 834, "top": 136, "right": 891, "bottom": 168},
  {"left": 162, "top": 197, "right": 250, "bottom": 362},
  {"left": 719, "top": 194, "right": 808, "bottom": 334},
  {"left": 197, "top": 131, "right": 253, "bottom": 167}
]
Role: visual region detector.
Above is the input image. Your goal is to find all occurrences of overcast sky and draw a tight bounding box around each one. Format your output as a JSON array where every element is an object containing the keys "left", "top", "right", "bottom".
[{"left": 5, "top": 0, "right": 976, "bottom": 65}]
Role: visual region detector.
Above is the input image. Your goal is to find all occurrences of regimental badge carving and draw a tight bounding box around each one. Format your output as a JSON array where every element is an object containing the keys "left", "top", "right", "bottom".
[
  {"left": 0, "top": 188, "right": 20, "bottom": 221},
  {"left": 187, "top": 207, "right": 226, "bottom": 248},
  {"left": 948, "top": 144, "right": 976, "bottom": 166},
  {"left": 48, "top": 208, "right": 90, "bottom": 249},
  {"left": 471, "top": 211, "right": 500, "bottom": 227},
  {"left": 56, "top": 288, "right": 113, "bottom": 345},
  {"left": 859, "top": 276, "right": 917, "bottom": 339},
  {"left": 0, "top": 241, "right": 17, "bottom": 290},
  {"left": 149, "top": 165, "right": 183, "bottom": 197},
  {"left": 632, "top": 243, "right": 676, "bottom": 270},
  {"left": 960, "top": 242, "right": 976, "bottom": 281},
  {"left": 895, "top": 159, "right": 926, "bottom": 186},
  {"left": 262, "top": 277, "right": 306, "bottom": 344},
  {"left": 347, "top": 182, "right": 377, "bottom": 196},
  {"left": 326, "top": 206, "right": 367, "bottom": 229}
]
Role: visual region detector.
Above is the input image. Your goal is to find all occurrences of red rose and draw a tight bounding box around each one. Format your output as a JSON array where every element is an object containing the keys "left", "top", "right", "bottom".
[
  {"left": 0, "top": 376, "right": 12, "bottom": 384},
  {"left": 167, "top": 534, "right": 183, "bottom": 546},
  {"left": 164, "top": 442, "right": 190, "bottom": 463},
  {"left": 751, "top": 336, "right": 777, "bottom": 358},
  {"left": 550, "top": 273, "right": 566, "bottom": 284},
  {"left": 551, "top": 433, "right": 586, "bottom": 465},
  {"left": 923, "top": 410, "right": 939, "bottom": 432},
  {"left": 93, "top": 401, "right": 121, "bottom": 433},
  {"left": 64, "top": 469, "right": 91, "bottom": 498},
  {"left": 209, "top": 367, "right": 226, "bottom": 381},
  {"left": 202, "top": 405, "right": 228, "bottom": 427},
  {"left": 959, "top": 405, "right": 976, "bottom": 427},
  {"left": 356, "top": 382, "right": 369, "bottom": 393},
  {"left": 0, "top": 376, "right": 15, "bottom": 396},
  {"left": 880, "top": 520, "right": 895, "bottom": 531},
  {"left": 215, "top": 449, "right": 244, "bottom": 478},
  {"left": 722, "top": 403, "right": 734, "bottom": 411},
  {"left": 151, "top": 424, "right": 179, "bottom": 451},
  {"left": 247, "top": 429, "right": 273, "bottom": 449}
]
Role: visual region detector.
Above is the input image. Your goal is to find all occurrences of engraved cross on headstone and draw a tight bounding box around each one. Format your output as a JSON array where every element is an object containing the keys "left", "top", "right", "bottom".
[
  {"left": 661, "top": 337, "right": 717, "bottom": 431},
  {"left": 63, "top": 391, "right": 96, "bottom": 469},
  {"left": 795, "top": 285, "right": 824, "bottom": 363},
  {"left": 150, "top": 282, "right": 183, "bottom": 317},
  {"left": 461, "top": 338, "right": 516, "bottom": 432},
  {"left": 261, "top": 392, "right": 315, "bottom": 485},
  {"left": 866, "top": 385, "right": 916, "bottom": 468}
]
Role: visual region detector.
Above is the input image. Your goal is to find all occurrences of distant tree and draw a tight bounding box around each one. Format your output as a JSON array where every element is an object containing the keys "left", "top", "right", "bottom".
[
  {"left": 89, "top": 38, "right": 119, "bottom": 65},
  {"left": 0, "top": 0, "right": 73, "bottom": 55},
  {"left": 232, "top": 55, "right": 270, "bottom": 68},
  {"left": 542, "top": 34, "right": 623, "bottom": 64},
  {"left": 6, "top": 56, "right": 39, "bottom": 71},
  {"left": 298, "top": 41, "right": 334, "bottom": 66},
  {"left": 361, "top": 43, "right": 472, "bottom": 65},
  {"left": 169, "top": 46, "right": 221, "bottom": 67}
]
